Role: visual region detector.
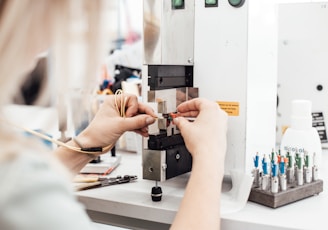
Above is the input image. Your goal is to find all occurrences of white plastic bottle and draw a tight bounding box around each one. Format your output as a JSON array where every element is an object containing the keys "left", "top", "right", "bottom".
[{"left": 280, "top": 100, "right": 322, "bottom": 179}]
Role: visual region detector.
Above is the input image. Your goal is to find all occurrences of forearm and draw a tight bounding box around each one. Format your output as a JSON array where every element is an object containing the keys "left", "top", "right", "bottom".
[
  {"left": 52, "top": 125, "right": 114, "bottom": 175},
  {"left": 171, "top": 154, "right": 224, "bottom": 230},
  {"left": 53, "top": 139, "right": 97, "bottom": 175}
]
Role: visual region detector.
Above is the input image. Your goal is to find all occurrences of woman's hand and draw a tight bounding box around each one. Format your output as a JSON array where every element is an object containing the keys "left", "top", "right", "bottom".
[
  {"left": 173, "top": 98, "right": 228, "bottom": 163},
  {"left": 77, "top": 94, "right": 156, "bottom": 150},
  {"left": 171, "top": 98, "right": 228, "bottom": 230}
]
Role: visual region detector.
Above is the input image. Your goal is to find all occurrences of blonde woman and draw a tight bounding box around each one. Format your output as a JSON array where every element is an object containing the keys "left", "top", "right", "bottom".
[{"left": 0, "top": 1, "right": 227, "bottom": 230}]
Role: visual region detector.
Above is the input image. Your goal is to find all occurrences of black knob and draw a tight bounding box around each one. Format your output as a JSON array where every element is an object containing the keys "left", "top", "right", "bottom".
[{"left": 151, "top": 186, "right": 162, "bottom": 202}]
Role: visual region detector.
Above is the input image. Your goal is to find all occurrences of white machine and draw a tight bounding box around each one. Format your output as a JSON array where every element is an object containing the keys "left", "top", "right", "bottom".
[
  {"left": 142, "top": 0, "right": 277, "bottom": 199},
  {"left": 194, "top": 0, "right": 277, "bottom": 174}
]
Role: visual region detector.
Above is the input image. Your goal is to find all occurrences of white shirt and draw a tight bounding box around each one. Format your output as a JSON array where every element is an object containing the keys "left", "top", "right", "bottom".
[{"left": 0, "top": 151, "right": 95, "bottom": 230}]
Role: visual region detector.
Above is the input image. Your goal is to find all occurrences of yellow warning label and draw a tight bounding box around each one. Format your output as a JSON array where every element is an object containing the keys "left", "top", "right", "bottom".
[
  {"left": 217, "top": 101, "right": 239, "bottom": 116},
  {"left": 281, "top": 125, "right": 289, "bottom": 135}
]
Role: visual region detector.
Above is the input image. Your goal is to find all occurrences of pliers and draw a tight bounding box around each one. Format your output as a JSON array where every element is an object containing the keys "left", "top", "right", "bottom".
[{"left": 74, "top": 175, "right": 138, "bottom": 191}]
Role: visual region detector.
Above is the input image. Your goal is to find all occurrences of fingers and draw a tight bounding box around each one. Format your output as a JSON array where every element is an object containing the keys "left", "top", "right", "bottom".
[
  {"left": 177, "top": 98, "right": 217, "bottom": 112},
  {"left": 134, "top": 128, "right": 149, "bottom": 137},
  {"left": 173, "top": 116, "right": 191, "bottom": 136},
  {"left": 177, "top": 98, "right": 220, "bottom": 117},
  {"left": 122, "top": 94, "right": 139, "bottom": 117},
  {"left": 121, "top": 114, "right": 156, "bottom": 133},
  {"left": 137, "top": 102, "right": 157, "bottom": 117},
  {"left": 177, "top": 98, "right": 202, "bottom": 114},
  {"left": 175, "top": 110, "right": 200, "bottom": 118},
  {"left": 117, "top": 94, "right": 156, "bottom": 118}
]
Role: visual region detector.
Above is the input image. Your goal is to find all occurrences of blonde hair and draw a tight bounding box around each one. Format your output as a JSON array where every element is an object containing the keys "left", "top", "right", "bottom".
[
  {"left": 0, "top": 0, "right": 109, "bottom": 157},
  {"left": 1, "top": 0, "right": 110, "bottom": 98}
]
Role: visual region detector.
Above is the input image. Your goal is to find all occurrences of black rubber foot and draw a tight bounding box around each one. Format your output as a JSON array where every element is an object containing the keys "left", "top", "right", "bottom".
[{"left": 151, "top": 186, "right": 162, "bottom": 202}]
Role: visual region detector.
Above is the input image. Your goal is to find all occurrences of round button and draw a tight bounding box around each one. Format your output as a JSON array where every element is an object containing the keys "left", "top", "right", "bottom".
[
  {"left": 228, "top": 0, "right": 245, "bottom": 7},
  {"left": 151, "top": 186, "right": 162, "bottom": 202}
]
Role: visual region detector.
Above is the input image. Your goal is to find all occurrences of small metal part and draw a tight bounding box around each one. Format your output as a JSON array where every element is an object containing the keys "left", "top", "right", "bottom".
[
  {"left": 261, "top": 175, "right": 269, "bottom": 191},
  {"left": 279, "top": 174, "right": 287, "bottom": 191},
  {"left": 304, "top": 167, "right": 312, "bottom": 183},
  {"left": 169, "top": 112, "right": 179, "bottom": 120},
  {"left": 157, "top": 101, "right": 167, "bottom": 114},
  {"left": 297, "top": 168, "right": 304, "bottom": 186},
  {"left": 271, "top": 177, "right": 279, "bottom": 193},
  {"left": 287, "top": 167, "right": 295, "bottom": 184},
  {"left": 161, "top": 164, "right": 167, "bottom": 171},
  {"left": 252, "top": 168, "right": 260, "bottom": 188},
  {"left": 157, "top": 118, "right": 168, "bottom": 130},
  {"left": 313, "top": 165, "right": 319, "bottom": 181},
  {"left": 143, "top": 149, "right": 166, "bottom": 181}
]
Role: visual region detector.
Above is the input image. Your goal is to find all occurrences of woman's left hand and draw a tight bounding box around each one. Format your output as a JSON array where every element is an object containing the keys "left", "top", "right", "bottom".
[{"left": 77, "top": 94, "right": 156, "bottom": 150}]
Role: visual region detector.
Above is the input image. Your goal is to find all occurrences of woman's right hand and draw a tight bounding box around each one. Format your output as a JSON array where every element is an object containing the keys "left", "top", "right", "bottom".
[
  {"left": 173, "top": 98, "right": 228, "bottom": 164},
  {"left": 170, "top": 98, "right": 228, "bottom": 229}
]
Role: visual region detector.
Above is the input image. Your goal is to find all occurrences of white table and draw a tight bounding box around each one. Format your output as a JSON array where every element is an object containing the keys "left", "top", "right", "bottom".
[{"left": 76, "top": 150, "right": 328, "bottom": 230}]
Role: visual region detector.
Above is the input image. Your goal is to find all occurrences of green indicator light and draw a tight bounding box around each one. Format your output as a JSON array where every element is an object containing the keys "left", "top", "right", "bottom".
[
  {"left": 205, "top": 0, "right": 217, "bottom": 4},
  {"left": 205, "top": 0, "right": 218, "bottom": 7},
  {"left": 172, "top": 0, "right": 184, "bottom": 9},
  {"left": 228, "top": 0, "right": 245, "bottom": 7}
]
